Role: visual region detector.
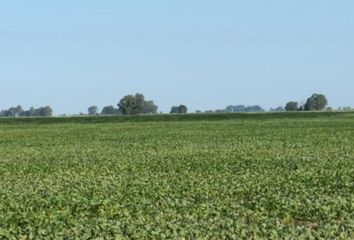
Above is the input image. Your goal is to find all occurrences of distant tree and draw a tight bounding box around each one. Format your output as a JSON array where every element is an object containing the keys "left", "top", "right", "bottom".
[
  {"left": 234, "top": 105, "right": 246, "bottom": 112},
  {"left": 225, "top": 105, "right": 264, "bottom": 113},
  {"left": 118, "top": 93, "right": 156, "bottom": 115},
  {"left": 143, "top": 100, "right": 158, "bottom": 114},
  {"left": 43, "top": 106, "right": 53, "bottom": 116},
  {"left": 304, "top": 94, "right": 328, "bottom": 111},
  {"left": 101, "top": 106, "right": 116, "bottom": 115},
  {"left": 0, "top": 106, "right": 53, "bottom": 117},
  {"left": 285, "top": 101, "right": 298, "bottom": 111},
  {"left": 6, "top": 107, "right": 17, "bottom": 117},
  {"left": 28, "top": 107, "right": 36, "bottom": 116},
  {"left": 0, "top": 105, "right": 26, "bottom": 117},
  {"left": 20, "top": 107, "right": 31, "bottom": 117},
  {"left": 15, "top": 105, "right": 23, "bottom": 116},
  {"left": 36, "top": 106, "right": 53, "bottom": 116},
  {"left": 134, "top": 93, "right": 145, "bottom": 114},
  {"left": 170, "top": 106, "right": 180, "bottom": 114},
  {"left": 225, "top": 105, "right": 234, "bottom": 112},
  {"left": 226, "top": 105, "right": 246, "bottom": 112},
  {"left": 215, "top": 109, "right": 226, "bottom": 113},
  {"left": 270, "top": 106, "right": 285, "bottom": 112},
  {"left": 245, "top": 105, "right": 264, "bottom": 112},
  {"left": 88, "top": 106, "right": 98, "bottom": 115},
  {"left": 170, "top": 105, "right": 188, "bottom": 114},
  {"left": 195, "top": 110, "right": 201, "bottom": 113},
  {"left": 118, "top": 95, "right": 135, "bottom": 114},
  {"left": 179, "top": 105, "right": 188, "bottom": 114}
]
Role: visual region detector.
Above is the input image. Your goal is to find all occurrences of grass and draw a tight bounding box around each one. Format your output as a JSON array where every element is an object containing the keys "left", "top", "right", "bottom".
[{"left": 1, "top": 112, "right": 354, "bottom": 238}]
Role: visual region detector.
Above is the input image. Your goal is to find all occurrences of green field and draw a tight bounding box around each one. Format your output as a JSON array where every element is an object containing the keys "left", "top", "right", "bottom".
[{"left": 1, "top": 112, "right": 354, "bottom": 239}]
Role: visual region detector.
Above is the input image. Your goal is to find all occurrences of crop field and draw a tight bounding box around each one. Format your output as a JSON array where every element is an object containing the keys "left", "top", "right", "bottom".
[{"left": 1, "top": 113, "right": 354, "bottom": 239}]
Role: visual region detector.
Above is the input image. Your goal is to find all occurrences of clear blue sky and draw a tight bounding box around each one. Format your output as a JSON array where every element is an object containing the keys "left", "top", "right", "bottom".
[{"left": 1, "top": 1, "right": 353, "bottom": 114}]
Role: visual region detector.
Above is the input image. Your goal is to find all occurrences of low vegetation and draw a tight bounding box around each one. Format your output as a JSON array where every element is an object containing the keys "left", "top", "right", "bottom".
[{"left": 1, "top": 112, "right": 354, "bottom": 238}]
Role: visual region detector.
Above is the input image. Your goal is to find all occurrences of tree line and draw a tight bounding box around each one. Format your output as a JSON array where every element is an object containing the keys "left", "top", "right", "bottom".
[
  {"left": 88, "top": 93, "right": 160, "bottom": 115},
  {"left": 225, "top": 105, "right": 265, "bottom": 113},
  {"left": 0, "top": 93, "right": 348, "bottom": 118},
  {"left": 0, "top": 106, "right": 53, "bottom": 117},
  {"left": 285, "top": 94, "right": 328, "bottom": 111},
  {"left": 87, "top": 94, "right": 188, "bottom": 115}
]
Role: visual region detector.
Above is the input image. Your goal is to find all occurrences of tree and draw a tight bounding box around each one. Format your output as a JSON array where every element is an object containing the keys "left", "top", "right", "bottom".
[
  {"left": 215, "top": 109, "right": 226, "bottom": 113},
  {"left": 42, "top": 106, "right": 53, "bottom": 116},
  {"left": 134, "top": 93, "right": 145, "bottom": 114},
  {"left": 170, "top": 106, "right": 179, "bottom": 114},
  {"left": 101, "top": 106, "right": 116, "bottom": 115},
  {"left": 143, "top": 100, "right": 158, "bottom": 114},
  {"left": 225, "top": 105, "right": 264, "bottom": 113},
  {"left": 6, "top": 107, "right": 17, "bottom": 117},
  {"left": 33, "top": 106, "right": 52, "bottom": 116},
  {"left": 88, "top": 106, "right": 98, "bottom": 115},
  {"left": 270, "top": 106, "right": 285, "bottom": 112},
  {"left": 179, "top": 105, "right": 187, "bottom": 114},
  {"left": 26, "top": 107, "right": 36, "bottom": 116},
  {"left": 0, "top": 105, "right": 26, "bottom": 117},
  {"left": 15, "top": 105, "right": 23, "bottom": 116},
  {"left": 226, "top": 105, "right": 246, "bottom": 112},
  {"left": 170, "top": 105, "right": 188, "bottom": 114},
  {"left": 245, "top": 105, "right": 264, "bottom": 112},
  {"left": 118, "top": 93, "right": 158, "bottom": 115},
  {"left": 304, "top": 94, "right": 328, "bottom": 111},
  {"left": 118, "top": 94, "right": 144, "bottom": 115},
  {"left": 20, "top": 107, "right": 35, "bottom": 117},
  {"left": 285, "top": 101, "right": 298, "bottom": 111}
]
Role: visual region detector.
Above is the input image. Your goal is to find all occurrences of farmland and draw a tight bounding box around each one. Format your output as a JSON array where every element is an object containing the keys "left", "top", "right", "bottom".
[{"left": 1, "top": 112, "right": 354, "bottom": 239}]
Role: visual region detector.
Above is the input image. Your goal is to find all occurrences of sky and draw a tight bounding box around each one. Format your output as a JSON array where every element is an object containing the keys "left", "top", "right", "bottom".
[{"left": 0, "top": 0, "right": 353, "bottom": 114}]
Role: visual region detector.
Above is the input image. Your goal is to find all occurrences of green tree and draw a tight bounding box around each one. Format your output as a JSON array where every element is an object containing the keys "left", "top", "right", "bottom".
[
  {"left": 304, "top": 94, "right": 328, "bottom": 111},
  {"left": 42, "top": 106, "right": 53, "bottom": 116},
  {"left": 285, "top": 102, "right": 298, "bottom": 111},
  {"left": 118, "top": 94, "right": 140, "bottom": 115},
  {"left": 15, "top": 105, "right": 23, "bottom": 116},
  {"left": 101, "top": 106, "right": 116, "bottom": 115},
  {"left": 27, "top": 107, "right": 36, "bottom": 116},
  {"left": 88, "top": 106, "right": 98, "bottom": 115},
  {"left": 33, "top": 106, "right": 53, "bottom": 116},
  {"left": 134, "top": 93, "right": 145, "bottom": 114},
  {"left": 170, "top": 105, "right": 188, "bottom": 114},
  {"left": 170, "top": 106, "right": 180, "bottom": 114},
  {"left": 143, "top": 100, "right": 158, "bottom": 114},
  {"left": 118, "top": 93, "right": 158, "bottom": 115},
  {"left": 178, "top": 105, "right": 188, "bottom": 114}
]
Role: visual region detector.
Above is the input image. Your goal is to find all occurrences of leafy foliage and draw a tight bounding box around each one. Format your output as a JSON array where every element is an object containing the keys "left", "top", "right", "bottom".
[
  {"left": 118, "top": 93, "right": 158, "bottom": 115},
  {"left": 1, "top": 113, "right": 354, "bottom": 238},
  {"left": 0, "top": 105, "right": 53, "bottom": 117},
  {"left": 285, "top": 101, "right": 299, "bottom": 111},
  {"left": 101, "top": 105, "right": 119, "bottom": 115},
  {"left": 88, "top": 106, "right": 98, "bottom": 115},
  {"left": 226, "top": 105, "right": 265, "bottom": 113},
  {"left": 170, "top": 105, "right": 188, "bottom": 114},
  {"left": 305, "top": 93, "right": 328, "bottom": 111}
]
